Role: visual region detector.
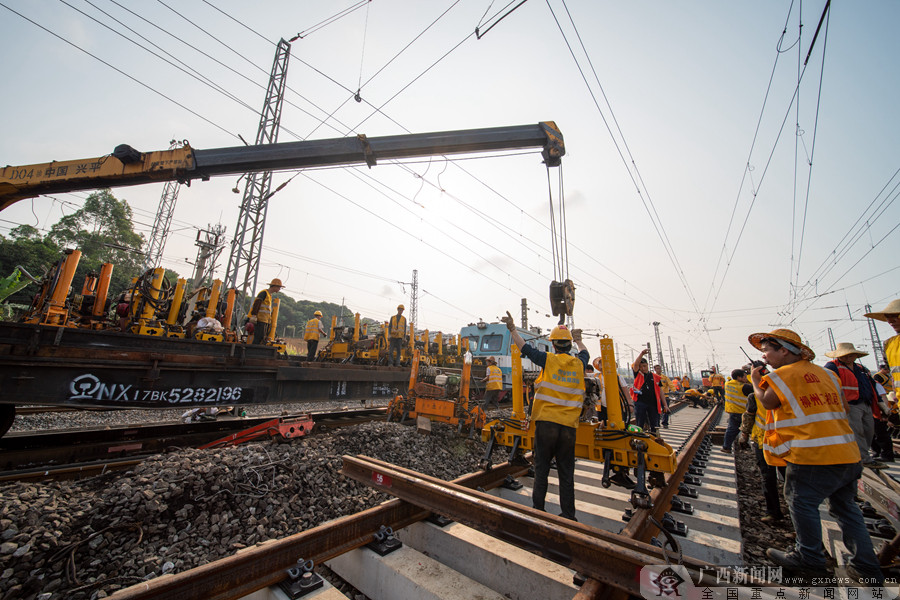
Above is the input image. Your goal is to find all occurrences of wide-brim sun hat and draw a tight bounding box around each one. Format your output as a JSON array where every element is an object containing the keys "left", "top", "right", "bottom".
[
  {"left": 748, "top": 328, "right": 815, "bottom": 361},
  {"left": 864, "top": 298, "right": 900, "bottom": 323},
  {"left": 824, "top": 342, "right": 869, "bottom": 360}
]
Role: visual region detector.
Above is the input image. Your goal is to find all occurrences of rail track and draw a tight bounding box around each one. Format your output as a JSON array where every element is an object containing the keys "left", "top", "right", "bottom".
[{"left": 0, "top": 407, "right": 388, "bottom": 481}]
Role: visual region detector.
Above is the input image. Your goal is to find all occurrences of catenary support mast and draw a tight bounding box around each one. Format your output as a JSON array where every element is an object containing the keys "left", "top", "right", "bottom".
[{"left": 224, "top": 38, "right": 291, "bottom": 320}]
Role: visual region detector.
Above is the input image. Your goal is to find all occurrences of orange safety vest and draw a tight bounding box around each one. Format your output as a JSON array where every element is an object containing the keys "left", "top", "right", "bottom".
[
  {"left": 304, "top": 317, "right": 322, "bottom": 341},
  {"left": 486, "top": 365, "right": 503, "bottom": 391},
  {"left": 710, "top": 373, "right": 725, "bottom": 387},
  {"left": 532, "top": 352, "right": 585, "bottom": 429},
  {"left": 631, "top": 372, "right": 662, "bottom": 412},
  {"left": 389, "top": 314, "right": 407, "bottom": 338},
  {"left": 681, "top": 376, "right": 691, "bottom": 389},
  {"left": 761, "top": 361, "right": 860, "bottom": 466},
  {"left": 833, "top": 362, "right": 860, "bottom": 402}
]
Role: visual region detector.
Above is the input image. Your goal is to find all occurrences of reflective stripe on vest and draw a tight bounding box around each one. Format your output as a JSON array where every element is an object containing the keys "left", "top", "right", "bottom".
[
  {"left": 304, "top": 318, "right": 321, "bottom": 341},
  {"left": 761, "top": 363, "right": 860, "bottom": 465},
  {"left": 834, "top": 363, "right": 860, "bottom": 401},
  {"left": 532, "top": 353, "right": 584, "bottom": 429},
  {"left": 389, "top": 315, "right": 406, "bottom": 338},
  {"left": 724, "top": 379, "right": 747, "bottom": 414},
  {"left": 486, "top": 365, "right": 503, "bottom": 391},
  {"left": 751, "top": 398, "right": 769, "bottom": 446},
  {"left": 256, "top": 290, "right": 272, "bottom": 324}
]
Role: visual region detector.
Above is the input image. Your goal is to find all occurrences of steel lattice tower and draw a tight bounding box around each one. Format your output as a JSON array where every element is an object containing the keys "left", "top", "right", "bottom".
[
  {"left": 142, "top": 140, "right": 183, "bottom": 271},
  {"left": 652, "top": 321, "right": 666, "bottom": 374},
  {"left": 865, "top": 304, "right": 886, "bottom": 367},
  {"left": 409, "top": 269, "right": 418, "bottom": 328},
  {"left": 191, "top": 224, "right": 226, "bottom": 288},
  {"left": 225, "top": 38, "right": 291, "bottom": 319}
]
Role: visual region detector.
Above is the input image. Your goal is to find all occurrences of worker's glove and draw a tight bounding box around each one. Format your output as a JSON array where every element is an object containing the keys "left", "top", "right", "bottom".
[
  {"left": 501, "top": 311, "right": 516, "bottom": 332},
  {"left": 572, "top": 328, "right": 583, "bottom": 343},
  {"left": 248, "top": 315, "right": 257, "bottom": 323},
  {"left": 738, "top": 432, "right": 749, "bottom": 448}
]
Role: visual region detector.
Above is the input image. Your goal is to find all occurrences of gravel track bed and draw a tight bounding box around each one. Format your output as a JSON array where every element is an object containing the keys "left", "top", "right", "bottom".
[
  {"left": 9, "top": 400, "right": 391, "bottom": 433},
  {"left": 1, "top": 404, "right": 504, "bottom": 600},
  {"left": 2, "top": 406, "right": 800, "bottom": 599}
]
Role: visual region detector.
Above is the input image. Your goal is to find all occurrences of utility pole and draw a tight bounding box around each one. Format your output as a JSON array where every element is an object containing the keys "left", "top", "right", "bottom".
[
  {"left": 191, "top": 224, "right": 226, "bottom": 288},
  {"left": 683, "top": 344, "right": 692, "bottom": 379},
  {"left": 865, "top": 304, "right": 886, "bottom": 368},
  {"left": 827, "top": 327, "right": 836, "bottom": 351},
  {"left": 520, "top": 298, "right": 528, "bottom": 331},
  {"left": 143, "top": 140, "right": 183, "bottom": 271},
  {"left": 667, "top": 336, "right": 676, "bottom": 378},
  {"left": 646, "top": 342, "right": 653, "bottom": 366},
  {"left": 410, "top": 269, "right": 418, "bottom": 329},
  {"left": 676, "top": 347, "right": 682, "bottom": 376},
  {"left": 652, "top": 322, "right": 665, "bottom": 373},
  {"left": 225, "top": 38, "right": 291, "bottom": 321}
]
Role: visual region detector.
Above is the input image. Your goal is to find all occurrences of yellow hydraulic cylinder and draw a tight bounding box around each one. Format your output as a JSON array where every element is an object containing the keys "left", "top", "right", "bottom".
[
  {"left": 330, "top": 315, "right": 338, "bottom": 339},
  {"left": 353, "top": 313, "right": 360, "bottom": 342},
  {"left": 92, "top": 262, "right": 113, "bottom": 317},
  {"left": 206, "top": 279, "right": 222, "bottom": 318},
  {"left": 49, "top": 249, "right": 81, "bottom": 311},
  {"left": 166, "top": 278, "right": 186, "bottom": 325},
  {"left": 408, "top": 324, "right": 414, "bottom": 355},
  {"left": 139, "top": 268, "right": 165, "bottom": 324},
  {"left": 600, "top": 337, "right": 625, "bottom": 430},
  {"left": 223, "top": 288, "right": 236, "bottom": 330},
  {"left": 268, "top": 298, "right": 280, "bottom": 342},
  {"left": 461, "top": 350, "right": 472, "bottom": 410},
  {"left": 510, "top": 344, "right": 526, "bottom": 420},
  {"left": 436, "top": 332, "right": 443, "bottom": 356}
]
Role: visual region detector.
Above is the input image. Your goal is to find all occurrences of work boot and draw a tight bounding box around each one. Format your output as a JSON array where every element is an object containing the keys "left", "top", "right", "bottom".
[
  {"left": 721, "top": 446, "right": 732, "bottom": 454},
  {"left": 765, "top": 548, "right": 821, "bottom": 580}
]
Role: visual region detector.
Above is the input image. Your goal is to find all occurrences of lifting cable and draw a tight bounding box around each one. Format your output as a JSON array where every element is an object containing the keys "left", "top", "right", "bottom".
[{"left": 546, "top": 162, "right": 574, "bottom": 325}]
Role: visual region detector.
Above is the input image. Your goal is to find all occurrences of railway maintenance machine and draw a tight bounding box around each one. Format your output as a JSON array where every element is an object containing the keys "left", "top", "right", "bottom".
[{"left": 481, "top": 337, "right": 678, "bottom": 510}]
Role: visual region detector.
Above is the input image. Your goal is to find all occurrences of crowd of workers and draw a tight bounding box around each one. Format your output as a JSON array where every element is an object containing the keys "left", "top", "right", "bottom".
[
  {"left": 247, "top": 278, "right": 900, "bottom": 585},
  {"left": 496, "top": 298, "right": 900, "bottom": 587}
]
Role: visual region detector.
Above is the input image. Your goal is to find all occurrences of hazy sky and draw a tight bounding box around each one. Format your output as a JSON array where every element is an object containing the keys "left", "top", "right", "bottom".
[{"left": 1, "top": 0, "right": 897, "bottom": 374}]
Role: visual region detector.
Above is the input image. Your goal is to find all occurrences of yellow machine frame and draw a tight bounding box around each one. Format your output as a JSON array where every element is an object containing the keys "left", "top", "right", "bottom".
[
  {"left": 387, "top": 349, "right": 486, "bottom": 435},
  {"left": 481, "top": 338, "right": 677, "bottom": 508}
]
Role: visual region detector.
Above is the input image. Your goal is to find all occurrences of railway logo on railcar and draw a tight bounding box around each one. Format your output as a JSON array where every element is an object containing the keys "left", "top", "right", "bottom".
[{"left": 69, "top": 374, "right": 102, "bottom": 399}]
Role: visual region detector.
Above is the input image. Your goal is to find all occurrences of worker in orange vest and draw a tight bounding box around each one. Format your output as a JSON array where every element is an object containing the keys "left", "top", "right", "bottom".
[{"left": 749, "top": 328, "right": 883, "bottom": 585}]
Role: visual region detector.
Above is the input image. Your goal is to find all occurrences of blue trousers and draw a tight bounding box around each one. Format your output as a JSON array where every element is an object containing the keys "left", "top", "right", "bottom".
[
  {"left": 722, "top": 412, "right": 743, "bottom": 450},
  {"left": 783, "top": 461, "right": 883, "bottom": 580}
]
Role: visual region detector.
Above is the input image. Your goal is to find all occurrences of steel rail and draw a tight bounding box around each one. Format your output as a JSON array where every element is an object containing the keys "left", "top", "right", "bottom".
[
  {"left": 341, "top": 454, "right": 715, "bottom": 597},
  {"left": 108, "top": 461, "right": 530, "bottom": 600},
  {"left": 0, "top": 408, "right": 387, "bottom": 479}
]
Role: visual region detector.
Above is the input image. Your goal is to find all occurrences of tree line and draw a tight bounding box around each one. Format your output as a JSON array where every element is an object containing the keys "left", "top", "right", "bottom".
[{"left": 0, "top": 190, "right": 374, "bottom": 337}]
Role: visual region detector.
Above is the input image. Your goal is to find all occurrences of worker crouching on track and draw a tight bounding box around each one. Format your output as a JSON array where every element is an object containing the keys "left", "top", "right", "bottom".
[
  {"left": 248, "top": 278, "right": 284, "bottom": 345},
  {"left": 481, "top": 356, "right": 502, "bottom": 410},
  {"left": 304, "top": 310, "right": 326, "bottom": 362},
  {"left": 502, "top": 311, "right": 588, "bottom": 522},
  {"left": 749, "top": 328, "right": 884, "bottom": 585}
]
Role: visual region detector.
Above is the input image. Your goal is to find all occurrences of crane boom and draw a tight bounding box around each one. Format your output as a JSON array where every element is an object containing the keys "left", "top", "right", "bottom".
[{"left": 0, "top": 122, "right": 564, "bottom": 210}]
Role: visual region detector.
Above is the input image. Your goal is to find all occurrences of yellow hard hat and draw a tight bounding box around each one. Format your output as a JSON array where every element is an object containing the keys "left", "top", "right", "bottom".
[
  {"left": 269, "top": 278, "right": 284, "bottom": 288},
  {"left": 397, "top": 304, "right": 405, "bottom": 311},
  {"left": 549, "top": 325, "right": 573, "bottom": 342},
  {"left": 314, "top": 310, "right": 322, "bottom": 317}
]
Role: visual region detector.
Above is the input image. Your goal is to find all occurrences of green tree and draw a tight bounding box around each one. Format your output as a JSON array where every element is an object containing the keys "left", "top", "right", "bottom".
[
  {"left": 46, "top": 189, "right": 146, "bottom": 298},
  {"left": 0, "top": 224, "right": 61, "bottom": 305}
]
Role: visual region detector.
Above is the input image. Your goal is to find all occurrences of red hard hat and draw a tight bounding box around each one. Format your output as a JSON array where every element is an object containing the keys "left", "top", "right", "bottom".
[{"left": 245, "top": 321, "right": 255, "bottom": 334}]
